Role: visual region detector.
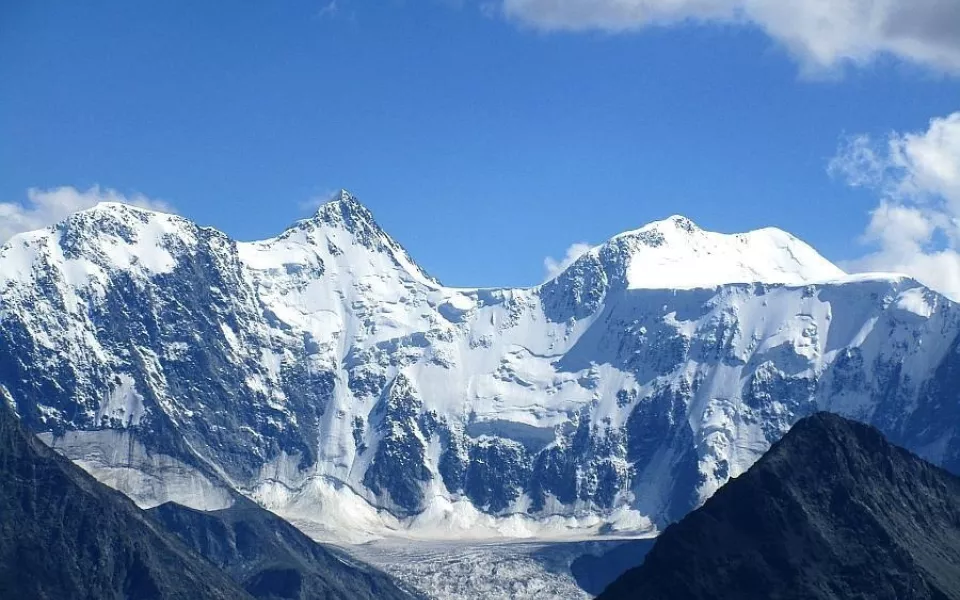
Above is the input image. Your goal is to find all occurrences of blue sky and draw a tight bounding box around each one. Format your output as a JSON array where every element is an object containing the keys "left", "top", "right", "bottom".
[{"left": 2, "top": 0, "right": 959, "bottom": 290}]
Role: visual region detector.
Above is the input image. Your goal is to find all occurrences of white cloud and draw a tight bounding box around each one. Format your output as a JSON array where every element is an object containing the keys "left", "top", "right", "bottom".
[
  {"left": 832, "top": 112, "right": 960, "bottom": 300},
  {"left": 0, "top": 186, "right": 173, "bottom": 244},
  {"left": 317, "top": 1, "right": 338, "bottom": 19},
  {"left": 499, "top": 0, "right": 960, "bottom": 74},
  {"left": 828, "top": 134, "right": 888, "bottom": 189},
  {"left": 890, "top": 112, "right": 960, "bottom": 206},
  {"left": 544, "top": 241, "right": 592, "bottom": 280},
  {"left": 298, "top": 189, "right": 341, "bottom": 212}
]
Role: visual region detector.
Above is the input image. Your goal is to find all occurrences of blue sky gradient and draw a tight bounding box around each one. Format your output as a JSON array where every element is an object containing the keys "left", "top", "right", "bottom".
[{"left": 2, "top": 0, "right": 959, "bottom": 287}]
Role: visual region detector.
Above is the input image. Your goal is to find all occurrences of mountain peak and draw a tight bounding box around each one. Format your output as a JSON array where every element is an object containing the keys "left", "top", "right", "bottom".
[
  {"left": 301, "top": 189, "right": 390, "bottom": 243},
  {"left": 90, "top": 200, "right": 131, "bottom": 212},
  {"left": 332, "top": 188, "right": 354, "bottom": 202},
  {"left": 63, "top": 202, "right": 147, "bottom": 225},
  {"left": 59, "top": 200, "right": 192, "bottom": 241},
  {"left": 269, "top": 189, "right": 380, "bottom": 243},
  {"left": 314, "top": 189, "right": 373, "bottom": 224},
  {"left": 57, "top": 202, "right": 187, "bottom": 241},
  {"left": 270, "top": 190, "right": 441, "bottom": 287},
  {"left": 643, "top": 214, "right": 700, "bottom": 234},
  {"left": 595, "top": 216, "right": 846, "bottom": 290},
  {"left": 76, "top": 200, "right": 177, "bottom": 220}
]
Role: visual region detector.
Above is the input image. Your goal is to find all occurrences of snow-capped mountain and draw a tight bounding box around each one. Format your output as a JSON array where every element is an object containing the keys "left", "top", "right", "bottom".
[
  {"left": 3, "top": 191, "right": 960, "bottom": 541},
  {"left": 575, "top": 215, "right": 845, "bottom": 290}
]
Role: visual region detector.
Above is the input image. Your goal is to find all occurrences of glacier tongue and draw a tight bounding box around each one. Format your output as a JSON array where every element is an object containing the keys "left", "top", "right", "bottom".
[{"left": 3, "top": 194, "right": 960, "bottom": 543}]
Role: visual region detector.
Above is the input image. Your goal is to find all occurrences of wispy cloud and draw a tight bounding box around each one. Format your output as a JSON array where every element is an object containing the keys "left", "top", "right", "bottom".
[
  {"left": 0, "top": 186, "right": 174, "bottom": 244},
  {"left": 544, "top": 241, "right": 592, "bottom": 281},
  {"left": 316, "top": 1, "right": 339, "bottom": 19},
  {"left": 497, "top": 0, "right": 960, "bottom": 75},
  {"left": 832, "top": 112, "right": 960, "bottom": 300},
  {"left": 298, "top": 189, "right": 342, "bottom": 213}
]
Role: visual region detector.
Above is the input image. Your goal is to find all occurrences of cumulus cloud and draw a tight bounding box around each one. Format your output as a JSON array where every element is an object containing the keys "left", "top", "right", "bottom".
[
  {"left": 544, "top": 241, "right": 592, "bottom": 280},
  {"left": 831, "top": 112, "right": 960, "bottom": 300},
  {"left": 0, "top": 186, "right": 173, "bottom": 244},
  {"left": 499, "top": 0, "right": 960, "bottom": 74}
]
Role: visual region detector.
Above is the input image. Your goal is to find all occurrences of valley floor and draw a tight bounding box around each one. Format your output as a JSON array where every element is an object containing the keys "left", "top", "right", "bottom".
[{"left": 334, "top": 538, "right": 650, "bottom": 600}]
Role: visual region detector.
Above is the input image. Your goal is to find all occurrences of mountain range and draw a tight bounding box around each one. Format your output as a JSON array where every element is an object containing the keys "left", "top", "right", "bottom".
[{"left": 3, "top": 190, "right": 960, "bottom": 540}]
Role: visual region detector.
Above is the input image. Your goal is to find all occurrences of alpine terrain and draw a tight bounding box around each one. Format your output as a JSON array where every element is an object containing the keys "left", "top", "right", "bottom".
[
  {"left": 599, "top": 412, "right": 960, "bottom": 600},
  {"left": 0, "top": 398, "right": 251, "bottom": 599},
  {"left": 2, "top": 191, "right": 960, "bottom": 541},
  {"left": 149, "top": 498, "right": 425, "bottom": 600}
]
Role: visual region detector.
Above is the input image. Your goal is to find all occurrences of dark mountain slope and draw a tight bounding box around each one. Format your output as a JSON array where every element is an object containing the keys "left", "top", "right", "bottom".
[
  {"left": 149, "top": 498, "right": 424, "bottom": 600},
  {"left": 0, "top": 401, "right": 252, "bottom": 600},
  {"left": 599, "top": 412, "right": 960, "bottom": 600},
  {"left": 569, "top": 539, "right": 655, "bottom": 596}
]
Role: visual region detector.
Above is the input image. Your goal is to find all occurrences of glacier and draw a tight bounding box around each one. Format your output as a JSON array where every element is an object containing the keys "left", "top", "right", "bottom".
[{"left": 2, "top": 190, "right": 960, "bottom": 542}]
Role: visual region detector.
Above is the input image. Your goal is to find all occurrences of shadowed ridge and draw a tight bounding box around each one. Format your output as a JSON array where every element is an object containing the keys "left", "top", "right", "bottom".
[
  {"left": 598, "top": 412, "right": 960, "bottom": 600},
  {"left": 0, "top": 401, "right": 252, "bottom": 600},
  {"left": 148, "top": 496, "right": 426, "bottom": 600}
]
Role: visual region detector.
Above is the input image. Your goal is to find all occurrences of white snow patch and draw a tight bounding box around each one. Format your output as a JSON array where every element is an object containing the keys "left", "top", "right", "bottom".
[
  {"left": 259, "top": 476, "right": 655, "bottom": 544},
  {"left": 895, "top": 287, "right": 934, "bottom": 318},
  {"left": 220, "top": 322, "right": 240, "bottom": 351},
  {"left": 96, "top": 373, "right": 146, "bottom": 427},
  {"left": 39, "top": 430, "right": 234, "bottom": 511},
  {"left": 597, "top": 216, "right": 847, "bottom": 289}
]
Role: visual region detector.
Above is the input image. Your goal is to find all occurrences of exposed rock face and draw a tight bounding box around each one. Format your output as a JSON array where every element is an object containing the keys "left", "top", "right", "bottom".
[
  {"left": 0, "top": 400, "right": 251, "bottom": 600},
  {"left": 599, "top": 413, "right": 960, "bottom": 600},
  {"left": 3, "top": 192, "right": 960, "bottom": 538}
]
